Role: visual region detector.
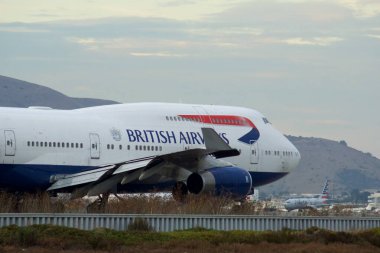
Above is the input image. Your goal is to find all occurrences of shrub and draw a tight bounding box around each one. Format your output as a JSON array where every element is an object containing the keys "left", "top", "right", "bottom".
[
  {"left": 17, "top": 227, "right": 38, "bottom": 247},
  {"left": 127, "top": 218, "right": 154, "bottom": 232}
]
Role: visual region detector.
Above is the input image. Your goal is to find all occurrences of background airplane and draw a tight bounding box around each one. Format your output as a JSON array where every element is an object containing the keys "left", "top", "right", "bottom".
[
  {"left": 0, "top": 103, "right": 300, "bottom": 205},
  {"left": 284, "top": 179, "right": 330, "bottom": 211}
]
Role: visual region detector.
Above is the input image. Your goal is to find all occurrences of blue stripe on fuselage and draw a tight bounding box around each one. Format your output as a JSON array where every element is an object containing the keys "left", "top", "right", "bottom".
[{"left": 0, "top": 164, "right": 287, "bottom": 193}]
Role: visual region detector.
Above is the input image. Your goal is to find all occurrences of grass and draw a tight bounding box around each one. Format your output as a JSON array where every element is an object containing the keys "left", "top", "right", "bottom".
[
  {"left": 0, "top": 225, "right": 379, "bottom": 252},
  {"left": 0, "top": 191, "right": 261, "bottom": 214},
  {"left": 0, "top": 191, "right": 378, "bottom": 217}
]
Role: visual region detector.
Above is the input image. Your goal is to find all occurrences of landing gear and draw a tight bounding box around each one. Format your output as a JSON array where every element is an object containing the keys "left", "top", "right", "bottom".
[
  {"left": 172, "top": 182, "right": 188, "bottom": 202},
  {"left": 86, "top": 192, "right": 110, "bottom": 213}
]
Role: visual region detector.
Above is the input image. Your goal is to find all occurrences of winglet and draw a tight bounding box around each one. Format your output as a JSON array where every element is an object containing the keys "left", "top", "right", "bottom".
[{"left": 202, "top": 128, "right": 240, "bottom": 158}]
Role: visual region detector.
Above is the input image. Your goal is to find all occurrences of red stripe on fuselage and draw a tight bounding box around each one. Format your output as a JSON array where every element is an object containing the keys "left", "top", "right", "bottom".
[{"left": 178, "top": 115, "right": 256, "bottom": 128}]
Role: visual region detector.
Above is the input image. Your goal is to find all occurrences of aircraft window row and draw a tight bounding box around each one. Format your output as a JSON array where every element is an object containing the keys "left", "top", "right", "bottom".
[
  {"left": 264, "top": 150, "right": 299, "bottom": 157},
  {"left": 166, "top": 115, "right": 246, "bottom": 125},
  {"left": 27, "top": 141, "right": 83, "bottom": 149},
  {"left": 211, "top": 118, "right": 245, "bottom": 125},
  {"left": 135, "top": 145, "right": 162, "bottom": 152},
  {"left": 106, "top": 144, "right": 131, "bottom": 150},
  {"left": 166, "top": 116, "right": 195, "bottom": 122}
]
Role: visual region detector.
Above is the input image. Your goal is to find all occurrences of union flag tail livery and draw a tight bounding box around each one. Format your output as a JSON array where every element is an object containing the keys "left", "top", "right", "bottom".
[{"left": 0, "top": 103, "right": 300, "bottom": 200}]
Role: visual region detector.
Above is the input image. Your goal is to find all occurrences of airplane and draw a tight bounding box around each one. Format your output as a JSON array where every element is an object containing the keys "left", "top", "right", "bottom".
[
  {"left": 0, "top": 103, "right": 300, "bottom": 205},
  {"left": 283, "top": 179, "right": 330, "bottom": 211}
]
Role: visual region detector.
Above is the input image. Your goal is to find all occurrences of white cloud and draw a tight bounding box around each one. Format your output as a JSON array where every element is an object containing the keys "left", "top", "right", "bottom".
[
  {"left": 0, "top": 27, "right": 49, "bottom": 33},
  {"left": 0, "top": 0, "right": 247, "bottom": 23},
  {"left": 282, "top": 37, "right": 344, "bottom": 46},
  {"left": 338, "top": 0, "right": 380, "bottom": 18},
  {"left": 368, "top": 34, "right": 380, "bottom": 40},
  {"left": 130, "top": 52, "right": 186, "bottom": 57}
]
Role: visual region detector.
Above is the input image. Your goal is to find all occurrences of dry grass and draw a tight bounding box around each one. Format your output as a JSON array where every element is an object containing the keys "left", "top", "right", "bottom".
[
  {"left": 0, "top": 191, "right": 262, "bottom": 214},
  {"left": 0, "top": 191, "right": 378, "bottom": 217}
]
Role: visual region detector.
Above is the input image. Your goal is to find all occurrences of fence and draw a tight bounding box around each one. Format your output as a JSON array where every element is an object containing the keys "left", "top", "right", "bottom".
[{"left": 0, "top": 213, "right": 379, "bottom": 232}]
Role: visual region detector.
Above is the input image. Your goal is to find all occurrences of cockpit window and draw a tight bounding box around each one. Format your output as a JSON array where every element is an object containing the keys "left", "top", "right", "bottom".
[{"left": 263, "top": 117, "right": 271, "bottom": 124}]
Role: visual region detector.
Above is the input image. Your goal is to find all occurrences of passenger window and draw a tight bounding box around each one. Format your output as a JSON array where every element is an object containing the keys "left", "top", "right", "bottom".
[{"left": 80, "top": 143, "right": 83, "bottom": 148}]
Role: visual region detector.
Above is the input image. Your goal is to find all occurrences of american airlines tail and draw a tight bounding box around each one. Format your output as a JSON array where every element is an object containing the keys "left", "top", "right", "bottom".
[
  {"left": 320, "top": 179, "right": 330, "bottom": 203},
  {"left": 284, "top": 179, "right": 331, "bottom": 211}
]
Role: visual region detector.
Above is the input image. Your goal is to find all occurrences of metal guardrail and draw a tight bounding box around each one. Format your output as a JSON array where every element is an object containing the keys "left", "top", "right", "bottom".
[{"left": 0, "top": 213, "right": 379, "bottom": 232}]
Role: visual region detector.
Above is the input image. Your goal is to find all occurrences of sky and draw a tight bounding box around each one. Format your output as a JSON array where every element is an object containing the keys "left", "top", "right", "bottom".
[{"left": 0, "top": 0, "right": 379, "bottom": 158}]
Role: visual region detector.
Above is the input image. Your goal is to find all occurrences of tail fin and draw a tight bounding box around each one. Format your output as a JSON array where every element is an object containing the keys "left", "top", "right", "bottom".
[{"left": 320, "top": 179, "right": 330, "bottom": 202}]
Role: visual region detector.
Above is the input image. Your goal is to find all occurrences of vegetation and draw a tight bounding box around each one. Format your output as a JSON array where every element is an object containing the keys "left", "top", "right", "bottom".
[
  {"left": 0, "top": 191, "right": 378, "bottom": 217},
  {"left": 0, "top": 191, "right": 261, "bottom": 215},
  {"left": 0, "top": 225, "right": 379, "bottom": 252}
]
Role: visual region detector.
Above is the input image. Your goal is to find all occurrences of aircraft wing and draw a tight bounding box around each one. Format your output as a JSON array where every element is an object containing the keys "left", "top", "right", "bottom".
[{"left": 47, "top": 128, "right": 239, "bottom": 198}]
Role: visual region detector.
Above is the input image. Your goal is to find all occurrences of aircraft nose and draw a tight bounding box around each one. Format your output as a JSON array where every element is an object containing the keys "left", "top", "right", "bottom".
[{"left": 286, "top": 138, "right": 301, "bottom": 171}]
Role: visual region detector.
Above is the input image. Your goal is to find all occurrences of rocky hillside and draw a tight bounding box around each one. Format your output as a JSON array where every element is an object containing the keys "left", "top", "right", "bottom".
[
  {"left": 0, "top": 75, "right": 118, "bottom": 109},
  {"left": 260, "top": 136, "right": 380, "bottom": 195}
]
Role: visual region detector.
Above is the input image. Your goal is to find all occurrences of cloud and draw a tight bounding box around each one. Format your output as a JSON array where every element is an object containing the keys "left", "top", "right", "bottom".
[
  {"left": 0, "top": 26, "right": 49, "bottom": 33},
  {"left": 307, "top": 119, "right": 350, "bottom": 126},
  {"left": 282, "top": 37, "right": 344, "bottom": 46},
  {"left": 368, "top": 34, "right": 380, "bottom": 40},
  {"left": 338, "top": 0, "right": 380, "bottom": 18},
  {"left": 130, "top": 52, "right": 186, "bottom": 57}
]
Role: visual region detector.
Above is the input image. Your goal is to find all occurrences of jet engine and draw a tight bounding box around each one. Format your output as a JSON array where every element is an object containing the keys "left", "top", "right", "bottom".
[{"left": 186, "top": 166, "right": 252, "bottom": 199}]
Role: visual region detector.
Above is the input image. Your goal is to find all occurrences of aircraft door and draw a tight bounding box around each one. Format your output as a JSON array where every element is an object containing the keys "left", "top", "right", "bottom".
[
  {"left": 250, "top": 140, "right": 259, "bottom": 164},
  {"left": 89, "top": 133, "right": 100, "bottom": 159},
  {"left": 4, "top": 130, "right": 16, "bottom": 156}
]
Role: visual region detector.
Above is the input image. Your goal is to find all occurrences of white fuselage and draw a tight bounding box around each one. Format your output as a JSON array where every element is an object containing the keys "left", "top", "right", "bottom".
[{"left": 0, "top": 103, "right": 300, "bottom": 192}]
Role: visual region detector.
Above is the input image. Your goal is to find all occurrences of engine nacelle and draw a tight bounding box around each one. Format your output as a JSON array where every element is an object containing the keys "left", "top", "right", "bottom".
[{"left": 186, "top": 166, "right": 252, "bottom": 198}]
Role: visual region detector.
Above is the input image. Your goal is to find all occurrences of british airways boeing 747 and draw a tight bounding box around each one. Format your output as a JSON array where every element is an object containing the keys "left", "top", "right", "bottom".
[{"left": 0, "top": 103, "right": 300, "bottom": 202}]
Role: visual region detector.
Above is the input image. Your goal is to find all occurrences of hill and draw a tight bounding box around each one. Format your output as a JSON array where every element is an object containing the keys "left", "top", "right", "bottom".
[
  {"left": 260, "top": 136, "right": 380, "bottom": 195},
  {"left": 0, "top": 75, "right": 118, "bottom": 109}
]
